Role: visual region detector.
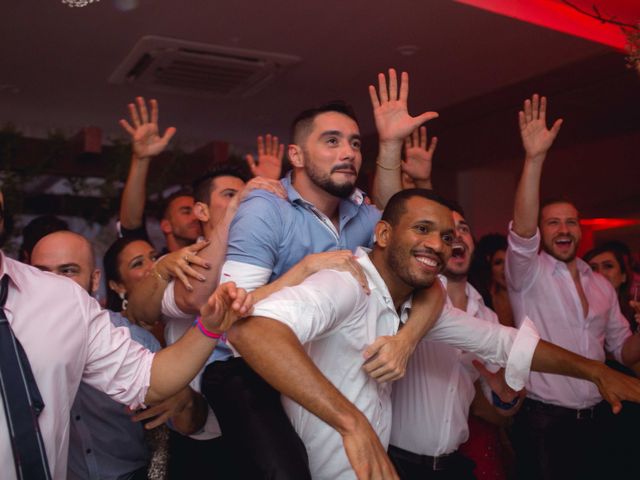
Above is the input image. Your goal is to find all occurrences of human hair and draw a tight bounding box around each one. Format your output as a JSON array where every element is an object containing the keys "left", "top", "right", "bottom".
[
  {"left": 160, "top": 188, "right": 194, "bottom": 220},
  {"left": 539, "top": 197, "right": 579, "bottom": 223},
  {"left": 290, "top": 101, "right": 359, "bottom": 146},
  {"left": 381, "top": 188, "right": 456, "bottom": 227},
  {"left": 103, "top": 236, "right": 147, "bottom": 312},
  {"left": 20, "top": 215, "right": 69, "bottom": 262},
  {"left": 468, "top": 233, "right": 508, "bottom": 308},
  {"left": 191, "top": 162, "right": 251, "bottom": 205}
]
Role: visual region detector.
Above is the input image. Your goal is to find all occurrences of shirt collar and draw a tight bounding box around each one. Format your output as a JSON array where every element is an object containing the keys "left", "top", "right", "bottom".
[
  {"left": 355, "top": 247, "right": 413, "bottom": 321},
  {"left": 0, "top": 250, "right": 23, "bottom": 293},
  {"left": 542, "top": 250, "right": 592, "bottom": 276},
  {"left": 438, "top": 274, "right": 485, "bottom": 316},
  {"left": 281, "top": 172, "right": 366, "bottom": 208}
]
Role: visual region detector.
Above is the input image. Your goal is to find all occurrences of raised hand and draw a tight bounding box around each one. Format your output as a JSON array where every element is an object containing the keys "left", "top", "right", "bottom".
[
  {"left": 246, "top": 134, "right": 284, "bottom": 180},
  {"left": 119, "top": 97, "right": 176, "bottom": 160},
  {"left": 369, "top": 68, "right": 438, "bottom": 144},
  {"left": 402, "top": 126, "right": 438, "bottom": 188},
  {"left": 519, "top": 94, "right": 563, "bottom": 161},
  {"left": 200, "top": 282, "right": 253, "bottom": 334}
]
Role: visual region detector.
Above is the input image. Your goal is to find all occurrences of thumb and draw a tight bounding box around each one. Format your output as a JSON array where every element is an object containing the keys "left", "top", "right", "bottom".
[
  {"left": 413, "top": 111, "right": 439, "bottom": 126},
  {"left": 245, "top": 154, "right": 257, "bottom": 174},
  {"left": 550, "top": 118, "right": 563, "bottom": 137},
  {"left": 363, "top": 336, "right": 388, "bottom": 360},
  {"left": 162, "top": 126, "right": 177, "bottom": 143}
]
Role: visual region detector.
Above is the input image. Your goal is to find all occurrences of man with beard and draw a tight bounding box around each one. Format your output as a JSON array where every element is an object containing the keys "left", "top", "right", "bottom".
[
  {"left": 228, "top": 188, "right": 640, "bottom": 480},
  {"left": 390, "top": 202, "right": 521, "bottom": 479},
  {"left": 507, "top": 94, "right": 640, "bottom": 479},
  {"left": 194, "top": 70, "right": 446, "bottom": 479}
]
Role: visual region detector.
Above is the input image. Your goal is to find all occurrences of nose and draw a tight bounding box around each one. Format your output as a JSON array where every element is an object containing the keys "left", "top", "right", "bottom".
[
  {"left": 558, "top": 222, "right": 570, "bottom": 234},
  {"left": 423, "top": 232, "right": 444, "bottom": 253}
]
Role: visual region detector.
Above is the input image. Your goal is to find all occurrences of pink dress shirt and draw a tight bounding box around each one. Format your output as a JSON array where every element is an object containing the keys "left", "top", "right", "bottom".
[
  {"left": 506, "top": 225, "right": 631, "bottom": 409},
  {"left": 0, "top": 252, "right": 154, "bottom": 480}
]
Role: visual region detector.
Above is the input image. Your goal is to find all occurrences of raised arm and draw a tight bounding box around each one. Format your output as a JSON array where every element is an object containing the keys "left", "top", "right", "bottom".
[
  {"left": 513, "top": 94, "right": 563, "bottom": 238},
  {"left": 118, "top": 97, "right": 176, "bottom": 231},
  {"left": 401, "top": 126, "right": 438, "bottom": 190},
  {"left": 245, "top": 134, "right": 285, "bottom": 180},
  {"left": 228, "top": 316, "right": 398, "bottom": 480},
  {"left": 370, "top": 69, "right": 438, "bottom": 208}
]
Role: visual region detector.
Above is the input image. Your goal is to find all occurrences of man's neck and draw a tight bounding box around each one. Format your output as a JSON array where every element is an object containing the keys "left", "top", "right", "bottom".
[
  {"left": 369, "top": 250, "right": 413, "bottom": 311},
  {"left": 166, "top": 235, "right": 191, "bottom": 253},
  {"left": 445, "top": 274, "right": 468, "bottom": 311},
  {"left": 292, "top": 171, "right": 342, "bottom": 222}
]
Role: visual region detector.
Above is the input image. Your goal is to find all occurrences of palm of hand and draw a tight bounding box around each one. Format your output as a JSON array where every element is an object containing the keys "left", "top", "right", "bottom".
[
  {"left": 403, "top": 146, "right": 432, "bottom": 180},
  {"left": 521, "top": 120, "right": 555, "bottom": 158},
  {"left": 374, "top": 102, "right": 415, "bottom": 142},
  {"left": 133, "top": 124, "right": 166, "bottom": 158}
]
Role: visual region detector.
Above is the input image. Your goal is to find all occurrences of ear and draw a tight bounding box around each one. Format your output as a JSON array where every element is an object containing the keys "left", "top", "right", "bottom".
[
  {"left": 193, "top": 201, "right": 210, "bottom": 223},
  {"left": 160, "top": 218, "right": 173, "bottom": 235},
  {"left": 91, "top": 269, "right": 102, "bottom": 296},
  {"left": 374, "top": 220, "right": 392, "bottom": 248},
  {"left": 108, "top": 279, "right": 126, "bottom": 296},
  {"left": 288, "top": 144, "right": 304, "bottom": 168}
]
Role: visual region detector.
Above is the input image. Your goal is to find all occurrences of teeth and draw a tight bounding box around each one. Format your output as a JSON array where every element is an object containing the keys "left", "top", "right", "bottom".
[{"left": 416, "top": 256, "right": 438, "bottom": 267}]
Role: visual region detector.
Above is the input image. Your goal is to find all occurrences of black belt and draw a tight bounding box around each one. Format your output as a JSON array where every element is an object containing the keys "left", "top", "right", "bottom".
[
  {"left": 388, "top": 445, "right": 460, "bottom": 471},
  {"left": 524, "top": 398, "right": 605, "bottom": 420}
]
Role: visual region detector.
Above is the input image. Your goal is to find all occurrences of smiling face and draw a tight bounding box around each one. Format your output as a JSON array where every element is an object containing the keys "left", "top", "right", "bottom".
[
  {"left": 382, "top": 196, "right": 455, "bottom": 291},
  {"left": 109, "top": 240, "right": 158, "bottom": 297},
  {"left": 540, "top": 202, "right": 582, "bottom": 263},
  {"left": 292, "top": 111, "right": 362, "bottom": 198},
  {"left": 445, "top": 211, "right": 475, "bottom": 280}
]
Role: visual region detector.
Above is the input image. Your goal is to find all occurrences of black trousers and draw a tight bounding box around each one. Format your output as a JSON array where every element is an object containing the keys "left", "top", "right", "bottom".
[
  {"left": 511, "top": 399, "right": 611, "bottom": 480},
  {"left": 201, "top": 357, "right": 311, "bottom": 480},
  {"left": 168, "top": 431, "right": 237, "bottom": 479},
  {"left": 388, "top": 445, "right": 476, "bottom": 480}
]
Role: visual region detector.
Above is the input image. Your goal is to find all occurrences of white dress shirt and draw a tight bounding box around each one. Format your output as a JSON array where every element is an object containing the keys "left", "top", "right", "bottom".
[
  {"left": 506, "top": 225, "right": 631, "bottom": 409},
  {"left": 390, "top": 278, "right": 506, "bottom": 456},
  {"left": 251, "top": 248, "right": 539, "bottom": 479},
  {"left": 0, "top": 252, "right": 154, "bottom": 480}
]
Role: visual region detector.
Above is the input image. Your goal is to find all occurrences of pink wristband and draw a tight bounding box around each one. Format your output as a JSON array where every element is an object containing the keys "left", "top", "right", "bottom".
[{"left": 196, "top": 316, "right": 223, "bottom": 339}]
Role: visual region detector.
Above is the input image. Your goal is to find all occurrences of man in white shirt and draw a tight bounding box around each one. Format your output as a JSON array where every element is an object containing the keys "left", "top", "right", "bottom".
[
  {"left": 228, "top": 188, "right": 640, "bottom": 480},
  {"left": 506, "top": 94, "right": 640, "bottom": 479},
  {"left": 390, "top": 204, "right": 521, "bottom": 479}
]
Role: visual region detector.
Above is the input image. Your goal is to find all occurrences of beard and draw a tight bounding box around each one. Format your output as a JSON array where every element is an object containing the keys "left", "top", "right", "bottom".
[
  {"left": 304, "top": 158, "right": 357, "bottom": 199},
  {"left": 542, "top": 234, "right": 578, "bottom": 263}
]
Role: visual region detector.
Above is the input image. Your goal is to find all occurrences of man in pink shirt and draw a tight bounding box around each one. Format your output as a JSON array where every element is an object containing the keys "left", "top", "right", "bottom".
[
  {"left": 506, "top": 95, "right": 640, "bottom": 479},
  {"left": 0, "top": 190, "right": 253, "bottom": 480}
]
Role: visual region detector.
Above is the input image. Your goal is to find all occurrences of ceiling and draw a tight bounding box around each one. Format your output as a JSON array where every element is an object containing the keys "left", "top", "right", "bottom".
[{"left": 2, "top": 0, "right": 628, "bottom": 152}]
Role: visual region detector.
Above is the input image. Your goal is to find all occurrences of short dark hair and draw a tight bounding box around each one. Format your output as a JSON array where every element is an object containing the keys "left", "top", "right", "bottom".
[
  {"left": 291, "top": 101, "right": 359, "bottom": 146},
  {"left": 160, "top": 188, "right": 194, "bottom": 220},
  {"left": 191, "top": 162, "right": 251, "bottom": 205},
  {"left": 381, "top": 188, "right": 456, "bottom": 226}
]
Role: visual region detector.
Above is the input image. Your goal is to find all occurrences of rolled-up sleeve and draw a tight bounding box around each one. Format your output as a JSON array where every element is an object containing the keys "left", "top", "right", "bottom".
[
  {"left": 506, "top": 222, "right": 541, "bottom": 293},
  {"left": 81, "top": 291, "right": 154, "bottom": 409},
  {"left": 426, "top": 303, "right": 540, "bottom": 390},
  {"left": 251, "top": 270, "right": 362, "bottom": 344}
]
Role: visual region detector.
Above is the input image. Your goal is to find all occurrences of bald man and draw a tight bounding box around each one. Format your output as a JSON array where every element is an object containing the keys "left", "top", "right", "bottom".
[{"left": 31, "top": 231, "right": 206, "bottom": 480}]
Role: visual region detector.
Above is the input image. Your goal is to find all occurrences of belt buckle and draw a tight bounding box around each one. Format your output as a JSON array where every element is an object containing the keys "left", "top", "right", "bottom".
[{"left": 576, "top": 407, "right": 594, "bottom": 420}]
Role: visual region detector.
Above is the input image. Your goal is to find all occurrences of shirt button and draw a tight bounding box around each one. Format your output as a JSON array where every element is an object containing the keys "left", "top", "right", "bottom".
[
  {"left": 86, "top": 449, "right": 92, "bottom": 454},
  {"left": 75, "top": 415, "right": 81, "bottom": 421}
]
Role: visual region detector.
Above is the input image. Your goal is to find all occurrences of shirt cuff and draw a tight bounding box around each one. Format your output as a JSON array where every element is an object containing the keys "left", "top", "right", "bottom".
[
  {"left": 161, "top": 280, "right": 193, "bottom": 319},
  {"left": 504, "top": 316, "right": 540, "bottom": 391},
  {"left": 508, "top": 221, "right": 541, "bottom": 254}
]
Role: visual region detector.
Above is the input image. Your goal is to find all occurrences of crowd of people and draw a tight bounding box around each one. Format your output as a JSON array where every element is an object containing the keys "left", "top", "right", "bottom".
[{"left": 1, "top": 68, "right": 640, "bottom": 480}]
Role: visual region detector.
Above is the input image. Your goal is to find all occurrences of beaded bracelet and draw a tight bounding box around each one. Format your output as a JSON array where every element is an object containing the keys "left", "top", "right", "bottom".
[{"left": 196, "top": 316, "right": 223, "bottom": 339}]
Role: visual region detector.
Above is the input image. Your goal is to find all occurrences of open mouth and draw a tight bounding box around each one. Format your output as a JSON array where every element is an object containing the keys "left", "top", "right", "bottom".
[
  {"left": 414, "top": 253, "right": 441, "bottom": 272},
  {"left": 451, "top": 244, "right": 466, "bottom": 259}
]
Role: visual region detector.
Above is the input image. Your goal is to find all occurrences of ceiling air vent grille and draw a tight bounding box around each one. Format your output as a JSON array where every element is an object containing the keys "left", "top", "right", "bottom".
[{"left": 109, "top": 36, "right": 300, "bottom": 98}]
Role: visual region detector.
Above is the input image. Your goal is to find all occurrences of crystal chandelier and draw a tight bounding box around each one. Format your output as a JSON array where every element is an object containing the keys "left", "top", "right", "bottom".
[{"left": 61, "top": 0, "right": 99, "bottom": 6}]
